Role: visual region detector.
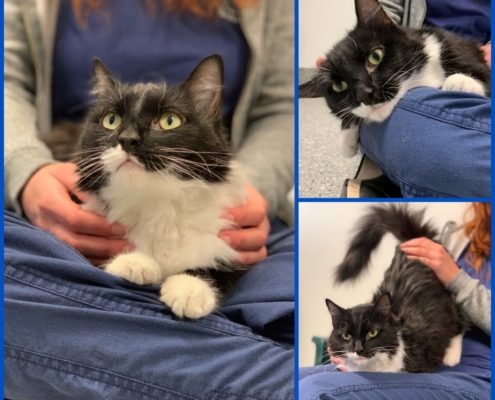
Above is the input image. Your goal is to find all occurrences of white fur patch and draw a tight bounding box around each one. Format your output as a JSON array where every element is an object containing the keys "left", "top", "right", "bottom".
[
  {"left": 160, "top": 274, "right": 217, "bottom": 319},
  {"left": 443, "top": 334, "right": 463, "bottom": 367},
  {"left": 340, "top": 126, "right": 360, "bottom": 157},
  {"left": 105, "top": 251, "right": 162, "bottom": 285},
  {"left": 442, "top": 73, "right": 486, "bottom": 96},
  {"left": 343, "top": 335, "right": 406, "bottom": 372},
  {"left": 97, "top": 157, "right": 245, "bottom": 277}
]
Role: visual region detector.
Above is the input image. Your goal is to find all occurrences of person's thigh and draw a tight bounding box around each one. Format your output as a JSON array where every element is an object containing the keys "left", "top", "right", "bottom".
[
  {"left": 222, "top": 218, "right": 294, "bottom": 343},
  {"left": 299, "top": 366, "right": 490, "bottom": 400},
  {"left": 5, "top": 212, "right": 294, "bottom": 400},
  {"left": 360, "top": 88, "right": 491, "bottom": 198}
]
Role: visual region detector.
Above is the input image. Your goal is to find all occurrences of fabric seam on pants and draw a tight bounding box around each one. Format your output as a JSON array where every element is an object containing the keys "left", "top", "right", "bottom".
[
  {"left": 398, "top": 98, "right": 491, "bottom": 133},
  {"left": 5, "top": 345, "right": 194, "bottom": 400}
]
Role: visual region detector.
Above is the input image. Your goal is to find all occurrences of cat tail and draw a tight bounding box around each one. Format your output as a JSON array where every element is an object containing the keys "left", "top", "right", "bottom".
[{"left": 335, "top": 204, "right": 438, "bottom": 283}]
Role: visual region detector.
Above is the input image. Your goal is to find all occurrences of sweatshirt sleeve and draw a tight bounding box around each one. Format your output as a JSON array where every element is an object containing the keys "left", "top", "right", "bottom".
[
  {"left": 447, "top": 270, "right": 491, "bottom": 335},
  {"left": 4, "top": 0, "right": 55, "bottom": 213},
  {"left": 235, "top": 0, "right": 294, "bottom": 218}
]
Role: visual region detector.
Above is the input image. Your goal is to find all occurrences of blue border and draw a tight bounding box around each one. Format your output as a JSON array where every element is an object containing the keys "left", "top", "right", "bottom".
[
  {"left": 294, "top": 0, "right": 300, "bottom": 398},
  {"left": 1, "top": 0, "right": 5, "bottom": 392}
]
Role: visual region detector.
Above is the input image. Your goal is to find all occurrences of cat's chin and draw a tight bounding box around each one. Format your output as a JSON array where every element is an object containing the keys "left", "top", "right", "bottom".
[{"left": 351, "top": 100, "right": 397, "bottom": 122}]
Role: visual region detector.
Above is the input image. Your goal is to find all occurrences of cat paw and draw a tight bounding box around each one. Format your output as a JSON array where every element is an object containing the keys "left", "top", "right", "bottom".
[
  {"left": 160, "top": 274, "right": 217, "bottom": 319},
  {"left": 443, "top": 334, "right": 463, "bottom": 367},
  {"left": 340, "top": 127, "right": 360, "bottom": 158},
  {"left": 442, "top": 74, "right": 485, "bottom": 96},
  {"left": 105, "top": 252, "right": 162, "bottom": 285}
]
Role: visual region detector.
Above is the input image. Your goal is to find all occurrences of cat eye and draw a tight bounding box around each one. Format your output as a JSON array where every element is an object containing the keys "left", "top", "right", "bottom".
[
  {"left": 102, "top": 112, "right": 122, "bottom": 130},
  {"left": 331, "top": 81, "right": 348, "bottom": 93},
  {"left": 159, "top": 112, "right": 183, "bottom": 130},
  {"left": 367, "top": 329, "right": 379, "bottom": 338},
  {"left": 368, "top": 48, "right": 385, "bottom": 66},
  {"left": 341, "top": 332, "right": 352, "bottom": 341}
]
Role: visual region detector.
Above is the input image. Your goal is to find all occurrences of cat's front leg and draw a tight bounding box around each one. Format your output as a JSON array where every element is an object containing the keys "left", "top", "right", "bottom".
[
  {"left": 442, "top": 73, "right": 486, "bottom": 96},
  {"left": 160, "top": 273, "right": 218, "bottom": 319},
  {"left": 340, "top": 124, "right": 360, "bottom": 158},
  {"left": 105, "top": 251, "right": 162, "bottom": 285}
]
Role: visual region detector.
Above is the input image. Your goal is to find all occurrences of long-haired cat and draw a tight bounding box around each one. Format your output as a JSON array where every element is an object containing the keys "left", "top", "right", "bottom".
[
  {"left": 75, "top": 56, "right": 246, "bottom": 319},
  {"left": 325, "top": 205, "right": 466, "bottom": 372},
  {"left": 300, "top": 0, "right": 490, "bottom": 157}
]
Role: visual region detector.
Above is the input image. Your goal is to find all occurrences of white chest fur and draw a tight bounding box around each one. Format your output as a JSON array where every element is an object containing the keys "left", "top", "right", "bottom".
[{"left": 91, "top": 161, "right": 246, "bottom": 277}]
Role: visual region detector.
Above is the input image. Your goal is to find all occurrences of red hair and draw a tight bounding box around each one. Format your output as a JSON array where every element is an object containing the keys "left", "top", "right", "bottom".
[
  {"left": 71, "top": 0, "right": 258, "bottom": 24},
  {"left": 464, "top": 203, "right": 490, "bottom": 272}
]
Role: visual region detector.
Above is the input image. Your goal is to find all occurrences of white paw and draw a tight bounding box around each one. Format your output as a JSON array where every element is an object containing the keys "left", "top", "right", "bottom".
[
  {"left": 340, "top": 127, "right": 360, "bottom": 158},
  {"left": 105, "top": 252, "right": 162, "bottom": 285},
  {"left": 160, "top": 274, "right": 217, "bottom": 319},
  {"left": 81, "top": 196, "right": 107, "bottom": 215},
  {"left": 443, "top": 334, "right": 463, "bottom": 367},
  {"left": 442, "top": 74, "right": 485, "bottom": 96}
]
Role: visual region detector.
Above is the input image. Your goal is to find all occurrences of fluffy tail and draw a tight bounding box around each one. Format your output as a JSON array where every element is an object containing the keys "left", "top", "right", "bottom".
[{"left": 335, "top": 205, "right": 438, "bottom": 282}]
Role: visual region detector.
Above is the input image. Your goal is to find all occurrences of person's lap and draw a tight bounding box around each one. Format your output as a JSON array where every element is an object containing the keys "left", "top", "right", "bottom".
[
  {"left": 299, "top": 336, "right": 490, "bottom": 400},
  {"left": 360, "top": 87, "right": 491, "bottom": 198},
  {"left": 5, "top": 211, "right": 294, "bottom": 400}
]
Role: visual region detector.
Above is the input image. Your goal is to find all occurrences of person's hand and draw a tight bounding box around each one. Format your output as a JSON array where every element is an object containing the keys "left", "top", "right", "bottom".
[
  {"left": 400, "top": 237, "right": 460, "bottom": 286},
  {"left": 20, "top": 162, "right": 131, "bottom": 266},
  {"left": 219, "top": 184, "right": 269, "bottom": 265},
  {"left": 481, "top": 43, "right": 491, "bottom": 69}
]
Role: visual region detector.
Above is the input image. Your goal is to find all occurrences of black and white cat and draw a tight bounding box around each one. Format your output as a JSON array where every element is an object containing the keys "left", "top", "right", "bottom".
[
  {"left": 300, "top": 0, "right": 490, "bottom": 157},
  {"left": 75, "top": 56, "right": 246, "bottom": 319},
  {"left": 325, "top": 205, "right": 466, "bottom": 372}
]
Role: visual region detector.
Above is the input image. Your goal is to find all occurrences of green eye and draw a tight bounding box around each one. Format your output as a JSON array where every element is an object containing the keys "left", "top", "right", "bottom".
[
  {"left": 102, "top": 112, "right": 122, "bottom": 130},
  {"left": 368, "top": 48, "right": 385, "bottom": 66},
  {"left": 331, "top": 81, "right": 349, "bottom": 93},
  {"left": 367, "top": 329, "right": 379, "bottom": 338},
  {"left": 341, "top": 332, "right": 352, "bottom": 341},
  {"left": 159, "top": 112, "right": 182, "bottom": 130}
]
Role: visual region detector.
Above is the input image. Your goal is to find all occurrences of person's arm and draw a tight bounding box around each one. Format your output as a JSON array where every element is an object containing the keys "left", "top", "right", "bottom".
[
  {"left": 401, "top": 237, "right": 491, "bottom": 335},
  {"left": 446, "top": 270, "right": 491, "bottom": 335},
  {"left": 4, "top": 0, "right": 54, "bottom": 213},
  {"left": 235, "top": 0, "right": 294, "bottom": 217}
]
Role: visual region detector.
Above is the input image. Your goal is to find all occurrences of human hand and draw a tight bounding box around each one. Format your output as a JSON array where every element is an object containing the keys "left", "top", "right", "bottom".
[
  {"left": 481, "top": 43, "right": 491, "bottom": 69},
  {"left": 219, "top": 184, "right": 269, "bottom": 265},
  {"left": 400, "top": 237, "right": 460, "bottom": 286},
  {"left": 20, "top": 162, "right": 131, "bottom": 266}
]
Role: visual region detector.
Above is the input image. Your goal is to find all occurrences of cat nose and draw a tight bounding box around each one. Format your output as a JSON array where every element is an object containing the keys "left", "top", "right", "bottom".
[
  {"left": 356, "top": 84, "right": 374, "bottom": 104},
  {"left": 354, "top": 341, "right": 364, "bottom": 353},
  {"left": 118, "top": 129, "right": 141, "bottom": 152}
]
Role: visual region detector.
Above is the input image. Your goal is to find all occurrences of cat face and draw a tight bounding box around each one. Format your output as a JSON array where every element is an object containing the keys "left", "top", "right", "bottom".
[
  {"left": 300, "top": 0, "right": 427, "bottom": 125},
  {"left": 325, "top": 294, "right": 402, "bottom": 369},
  {"left": 76, "top": 56, "right": 232, "bottom": 193}
]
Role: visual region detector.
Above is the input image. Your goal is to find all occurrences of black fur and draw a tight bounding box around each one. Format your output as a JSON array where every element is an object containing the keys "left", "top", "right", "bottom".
[
  {"left": 299, "top": 0, "right": 490, "bottom": 130},
  {"left": 336, "top": 204, "right": 436, "bottom": 282},
  {"left": 75, "top": 56, "right": 232, "bottom": 192},
  {"left": 328, "top": 205, "right": 465, "bottom": 372}
]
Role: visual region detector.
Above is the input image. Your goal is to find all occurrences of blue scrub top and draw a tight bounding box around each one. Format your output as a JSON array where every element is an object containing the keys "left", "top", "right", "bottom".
[{"left": 52, "top": 0, "right": 249, "bottom": 127}]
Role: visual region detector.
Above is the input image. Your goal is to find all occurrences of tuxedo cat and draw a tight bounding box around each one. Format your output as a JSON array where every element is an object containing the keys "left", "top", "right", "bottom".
[
  {"left": 75, "top": 56, "right": 246, "bottom": 319},
  {"left": 325, "top": 205, "right": 466, "bottom": 372},
  {"left": 300, "top": 0, "right": 490, "bottom": 157}
]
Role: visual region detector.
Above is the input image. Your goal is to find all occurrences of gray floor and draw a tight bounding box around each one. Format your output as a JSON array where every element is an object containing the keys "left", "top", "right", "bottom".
[{"left": 299, "top": 69, "right": 360, "bottom": 198}]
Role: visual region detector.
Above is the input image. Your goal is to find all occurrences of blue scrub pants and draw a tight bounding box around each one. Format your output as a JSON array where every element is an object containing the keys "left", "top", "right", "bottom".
[
  {"left": 5, "top": 212, "right": 294, "bottom": 400},
  {"left": 360, "top": 88, "right": 491, "bottom": 198},
  {"left": 299, "top": 333, "right": 490, "bottom": 400}
]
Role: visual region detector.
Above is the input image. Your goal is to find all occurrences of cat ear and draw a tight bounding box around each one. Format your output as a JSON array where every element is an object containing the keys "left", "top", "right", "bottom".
[
  {"left": 325, "top": 298, "right": 346, "bottom": 321},
  {"left": 374, "top": 293, "right": 392, "bottom": 315},
  {"left": 91, "top": 58, "right": 118, "bottom": 96},
  {"left": 299, "top": 78, "right": 326, "bottom": 98},
  {"left": 355, "top": 0, "right": 392, "bottom": 27},
  {"left": 184, "top": 55, "right": 223, "bottom": 119}
]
